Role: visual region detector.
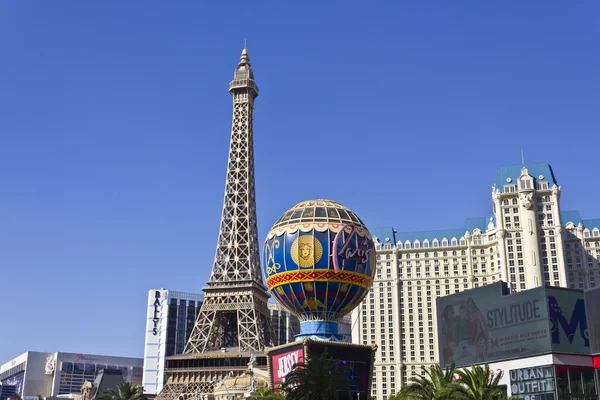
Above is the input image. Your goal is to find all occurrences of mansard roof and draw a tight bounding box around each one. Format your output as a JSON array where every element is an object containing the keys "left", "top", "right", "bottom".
[{"left": 495, "top": 162, "right": 557, "bottom": 192}]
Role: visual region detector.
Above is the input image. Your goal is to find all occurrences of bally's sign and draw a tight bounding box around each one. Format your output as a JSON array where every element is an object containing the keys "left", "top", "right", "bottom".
[{"left": 152, "top": 291, "right": 162, "bottom": 335}]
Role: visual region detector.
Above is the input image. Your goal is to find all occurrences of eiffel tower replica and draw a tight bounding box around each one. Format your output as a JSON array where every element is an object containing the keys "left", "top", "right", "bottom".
[{"left": 156, "top": 46, "right": 273, "bottom": 400}]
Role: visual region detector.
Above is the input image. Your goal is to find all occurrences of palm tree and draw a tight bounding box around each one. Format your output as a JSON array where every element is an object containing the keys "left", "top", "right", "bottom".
[
  {"left": 395, "top": 364, "right": 462, "bottom": 400},
  {"left": 97, "top": 381, "right": 147, "bottom": 400},
  {"left": 281, "top": 349, "right": 352, "bottom": 400},
  {"left": 251, "top": 386, "right": 285, "bottom": 400},
  {"left": 454, "top": 364, "right": 522, "bottom": 400}
]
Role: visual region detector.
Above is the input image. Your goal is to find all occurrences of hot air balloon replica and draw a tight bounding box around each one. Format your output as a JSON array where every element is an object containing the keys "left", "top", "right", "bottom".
[{"left": 264, "top": 200, "right": 377, "bottom": 398}]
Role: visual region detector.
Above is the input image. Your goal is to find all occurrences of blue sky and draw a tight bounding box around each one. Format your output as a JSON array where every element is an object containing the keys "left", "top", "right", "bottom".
[{"left": 0, "top": 1, "right": 598, "bottom": 362}]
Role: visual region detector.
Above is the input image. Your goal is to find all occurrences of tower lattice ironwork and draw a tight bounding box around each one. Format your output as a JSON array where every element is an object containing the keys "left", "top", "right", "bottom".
[
  {"left": 184, "top": 46, "right": 272, "bottom": 355},
  {"left": 156, "top": 47, "right": 273, "bottom": 400}
]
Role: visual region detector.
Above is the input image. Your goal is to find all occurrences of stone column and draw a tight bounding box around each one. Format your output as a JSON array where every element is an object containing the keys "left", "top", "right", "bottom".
[{"left": 519, "top": 190, "right": 544, "bottom": 288}]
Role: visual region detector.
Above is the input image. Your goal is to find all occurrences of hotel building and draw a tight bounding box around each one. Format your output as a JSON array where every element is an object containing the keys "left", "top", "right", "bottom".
[
  {"left": 351, "top": 162, "right": 600, "bottom": 400},
  {"left": 142, "top": 289, "right": 300, "bottom": 394}
]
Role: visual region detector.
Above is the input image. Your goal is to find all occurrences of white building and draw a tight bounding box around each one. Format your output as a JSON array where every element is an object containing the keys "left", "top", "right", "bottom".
[
  {"left": 142, "top": 289, "right": 204, "bottom": 395},
  {"left": 351, "top": 162, "right": 600, "bottom": 400},
  {"left": 0, "top": 352, "right": 142, "bottom": 398},
  {"left": 142, "top": 289, "right": 300, "bottom": 395}
]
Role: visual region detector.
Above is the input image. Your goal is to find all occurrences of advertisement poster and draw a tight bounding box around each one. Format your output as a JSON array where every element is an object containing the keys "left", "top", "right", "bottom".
[
  {"left": 547, "top": 288, "right": 589, "bottom": 354},
  {"left": 585, "top": 288, "right": 600, "bottom": 355},
  {"left": 2, "top": 372, "right": 25, "bottom": 396},
  {"left": 308, "top": 342, "right": 371, "bottom": 397},
  {"left": 437, "top": 283, "right": 550, "bottom": 368},
  {"left": 270, "top": 345, "right": 304, "bottom": 389}
]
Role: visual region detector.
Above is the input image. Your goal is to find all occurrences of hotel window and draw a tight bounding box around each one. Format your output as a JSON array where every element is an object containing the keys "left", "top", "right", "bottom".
[{"left": 520, "top": 177, "right": 532, "bottom": 190}]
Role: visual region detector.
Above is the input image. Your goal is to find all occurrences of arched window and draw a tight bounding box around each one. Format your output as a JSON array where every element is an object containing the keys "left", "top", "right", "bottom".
[
  {"left": 433, "top": 239, "right": 439, "bottom": 248},
  {"left": 423, "top": 240, "right": 429, "bottom": 248},
  {"left": 434, "top": 252, "right": 438, "bottom": 257},
  {"left": 414, "top": 240, "right": 420, "bottom": 249},
  {"left": 593, "top": 229, "right": 600, "bottom": 237},
  {"left": 442, "top": 238, "right": 449, "bottom": 247},
  {"left": 463, "top": 278, "right": 468, "bottom": 283},
  {"left": 584, "top": 230, "right": 590, "bottom": 238},
  {"left": 443, "top": 251, "right": 448, "bottom": 257},
  {"left": 460, "top": 238, "right": 466, "bottom": 246},
  {"left": 405, "top": 241, "right": 411, "bottom": 249},
  {"left": 452, "top": 251, "right": 457, "bottom": 257},
  {"left": 461, "top": 250, "right": 466, "bottom": 256},
  {"left": 513, "top": 198, "right": 518, "bottom": 205},
  {"left": 425, "top": 252, "right": 429, "bottom": 258},
  {"left": 451, "top": 238, "right": 458, "bottom": 246}
]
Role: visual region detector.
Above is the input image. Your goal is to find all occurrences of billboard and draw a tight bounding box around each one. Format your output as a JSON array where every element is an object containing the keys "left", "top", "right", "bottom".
[
  {"left": 584, "top": 287, "right": 600, "bottom": 355},
  {"left": 437, "top": 283, "right": 550, "bottom": 368},
  {"left": 547, "top": 288, "right": 589, "bottom": 354},
  {"left": 269, "top": 344, "right": 304, "bottom": 390},
  {"left": 437, "top": 283, "right": 591, "bottom": 368},
  {"left": 268, "top": 341, "right": 375, "bottom": 399},
  {"left": 1, "top": 372, "right": 25, "bottom": 396},
  {"left": 308, "top": 342, "right": 372, "bottom": 398}
]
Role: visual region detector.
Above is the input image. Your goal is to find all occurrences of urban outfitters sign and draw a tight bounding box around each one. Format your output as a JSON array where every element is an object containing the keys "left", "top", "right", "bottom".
[
  {"left": 152, "top": 291, "right": 161, "bottom": 335},
  {"left": 509, "top": 366, "right": 554, "bottom": 400}
]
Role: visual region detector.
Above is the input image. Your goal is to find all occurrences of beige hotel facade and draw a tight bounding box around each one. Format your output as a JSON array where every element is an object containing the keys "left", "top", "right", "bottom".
[{"left": 351, "top": 162, "right": 600, "bottom": 400}]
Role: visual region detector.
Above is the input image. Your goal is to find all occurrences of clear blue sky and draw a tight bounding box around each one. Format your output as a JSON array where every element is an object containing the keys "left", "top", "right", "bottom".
[{"left": 1, "top": 1, "right": 598, "bottom": 362}]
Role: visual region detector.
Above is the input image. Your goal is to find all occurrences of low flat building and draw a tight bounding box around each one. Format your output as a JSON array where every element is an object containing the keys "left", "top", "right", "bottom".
[{"left": 0, "top": 352, "right": 142, "bottom": 398}]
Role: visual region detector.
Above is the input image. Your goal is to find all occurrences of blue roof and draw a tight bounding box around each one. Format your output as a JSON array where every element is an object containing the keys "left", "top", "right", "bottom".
[
  {"left": 371, "top": 216, "right": 495, "bottom": 245},
  {"left": 396, "top": 229, "right": 465, "bottom": 244},
  {"left": 583, "top": 219, "right": 600, "bottom": 230},
  {"left": 560, "top": 211, "right": 600, "bottom": 230},
  {"left": 561, "top": 210, "right": 582, "bottom": 226},
  {"left": 495, "top": 163, "right": 557, "bottom": 192},
  {"left": 370, "top": 227, "right": 397, "bottom": 245}
]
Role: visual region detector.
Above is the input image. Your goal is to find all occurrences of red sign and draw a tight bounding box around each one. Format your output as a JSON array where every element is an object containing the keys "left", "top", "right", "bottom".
[
  {"left": 271, "top": 347, "right": 304, "bottom": 388},
  {"left": 594, "top": 356, "right": 600, "bottom": 369}
]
